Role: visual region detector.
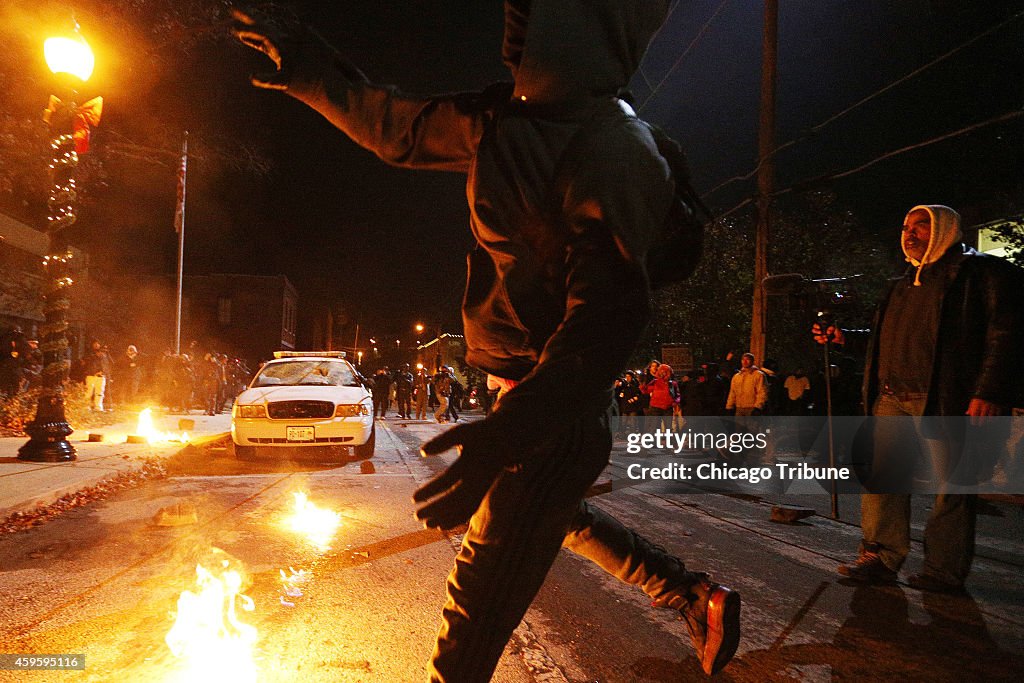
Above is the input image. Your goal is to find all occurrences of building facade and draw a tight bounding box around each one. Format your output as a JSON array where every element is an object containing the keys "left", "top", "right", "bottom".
[{"left": 181, "top": 274, "right": 298, "bottom": 365}]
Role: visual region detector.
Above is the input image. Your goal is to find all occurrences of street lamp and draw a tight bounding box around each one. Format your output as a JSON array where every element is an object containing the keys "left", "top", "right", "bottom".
[
  {"left": 44, "top": 30, "right": 95, "bottom": 82},
  {"left": 416, "top": 321, "right": 444, "bottom": 370},
  {"left": 19, "top": 21, "right": 101, "bottom": 463}
]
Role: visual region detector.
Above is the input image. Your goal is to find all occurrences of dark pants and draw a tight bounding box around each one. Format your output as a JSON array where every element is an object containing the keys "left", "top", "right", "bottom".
[
  {"left": 374, "top": 392, "right": 388, "bottom": 417},
  {"left": 203, "top": 387, "right": 218, "bottom": 416},
  {"left": 397, "top": 390, "right": 411, "bottom": 418},
  {"left": 429, "top": 412, "right": 697, "bottom": 682}
]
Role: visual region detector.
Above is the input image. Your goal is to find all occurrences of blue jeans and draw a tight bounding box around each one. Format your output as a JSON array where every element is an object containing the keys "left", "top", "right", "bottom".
[{"left": 860, "top": 393, "right": 976, "bottom": 583}]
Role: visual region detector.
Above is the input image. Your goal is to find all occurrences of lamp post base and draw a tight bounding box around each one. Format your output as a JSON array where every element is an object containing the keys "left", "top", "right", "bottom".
[
  {"left": 18, "top": 393, "right": 77, "bottom": 462},
  {"left": 18, "top": 436, "right": 77, "bottom": 462}
]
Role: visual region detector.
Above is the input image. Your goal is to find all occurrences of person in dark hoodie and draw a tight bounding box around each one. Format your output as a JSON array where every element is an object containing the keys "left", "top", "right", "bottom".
[
  {"left": 815, "top": 205, "right": 1024, "bottom": 594},
  {"left": 233, "top": 3, "right": 740, "bottom": 679}
]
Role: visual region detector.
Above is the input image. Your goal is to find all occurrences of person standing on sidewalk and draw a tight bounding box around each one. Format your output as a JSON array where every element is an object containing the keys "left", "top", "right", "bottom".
[
  {"left": 118, "top": 344, "right": 143, "bottom": 405},
  {"left": 83, "top": 340, "right": 112, "bottom": 412},
  {"left": 816, "top": 205, "right": 1024, "bottom": 593},
  {"left": 234, "top": 2, "right": 740, "bottom": 679}
]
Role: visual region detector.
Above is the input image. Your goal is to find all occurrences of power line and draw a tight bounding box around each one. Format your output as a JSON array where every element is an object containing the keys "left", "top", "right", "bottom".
[
  {"left": 702, "top": 9, "right": 1024, "bottom": 200},
  {"left": 636, "top": 0, "right": 685, "bottom": 93},
  {"left": 637, "top": 0, "right": 733, "bottom": 113},
  {"left": 712, "top": 109, "right": 1024, "bottom": 222},
  {"left": 782, "top": 110, "right": 1024, "bottom": 192}
]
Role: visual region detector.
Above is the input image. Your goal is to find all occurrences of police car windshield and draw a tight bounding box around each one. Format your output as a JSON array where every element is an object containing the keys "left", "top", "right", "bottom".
[{"left": 252, "top": 360, "right": 357, "bottom": 387}]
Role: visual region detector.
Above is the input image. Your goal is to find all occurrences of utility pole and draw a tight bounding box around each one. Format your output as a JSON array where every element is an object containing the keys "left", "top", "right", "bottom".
[
  {"left": 750, "top": 0, "right": 777, "bottom": 363},
  {"left": 174, "top": 131, "right": 188, "bottom": 355}
]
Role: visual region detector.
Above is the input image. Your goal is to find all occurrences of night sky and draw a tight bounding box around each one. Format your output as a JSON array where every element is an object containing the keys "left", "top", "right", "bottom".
[{"left": 5, "top": 1, "right": 1023, "bottom": 341}]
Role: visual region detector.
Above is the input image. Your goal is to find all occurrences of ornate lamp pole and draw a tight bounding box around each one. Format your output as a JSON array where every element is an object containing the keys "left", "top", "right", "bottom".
[{"left": 19, "top": 22, "right": 102, "bottom": 462}]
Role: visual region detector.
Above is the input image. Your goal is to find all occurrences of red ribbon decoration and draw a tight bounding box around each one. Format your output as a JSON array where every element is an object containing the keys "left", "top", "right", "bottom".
[
  {"left": 44, "top": 96, "right": 103, "bottom": 153},
  {"left": 72, "top": 97, "right": 103, "bottom": 154}
]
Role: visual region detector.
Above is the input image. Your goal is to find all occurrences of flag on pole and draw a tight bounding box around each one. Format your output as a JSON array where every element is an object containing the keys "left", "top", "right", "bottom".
[{"left": 174, "top": 133, "right": 188, "bottom": 234}]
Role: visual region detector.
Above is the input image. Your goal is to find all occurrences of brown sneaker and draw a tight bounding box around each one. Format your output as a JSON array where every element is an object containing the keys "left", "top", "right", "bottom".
[
  {"left": 654, "top": 577, "right": 742, "bottom": 676},
  {"left": 837, "top": 550, "right": 898, "bottom": 583}
]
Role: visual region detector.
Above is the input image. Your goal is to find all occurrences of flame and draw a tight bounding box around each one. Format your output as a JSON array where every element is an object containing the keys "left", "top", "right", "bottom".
[
  {"left": 279, "top": 566, "right": 310, "bottom": 605},
  {"left": 135, "top": 408, "right": 189, "bottom": 443},
  {"left": 280, "top": 567, "right": 311, "bottom": 585},
  {"left": 285, "top": 491, "right": 341, "bottom": 550},
  {"left": 165, "top": 561, "right": 258, "bottom": 682}
]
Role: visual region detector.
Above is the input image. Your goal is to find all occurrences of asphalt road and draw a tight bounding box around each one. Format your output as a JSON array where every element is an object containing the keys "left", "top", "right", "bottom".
[{"left": 0, "top": 414, "right": 1022, "bottom": 682}]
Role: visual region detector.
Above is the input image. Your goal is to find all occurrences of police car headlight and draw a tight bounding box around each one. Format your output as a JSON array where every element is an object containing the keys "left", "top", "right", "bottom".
[
  {"left": 335, "top": 404, "right": 370, "bottom": 417},
  {"left": 237, "top": 404, "right": 267, "bottom": 418}
]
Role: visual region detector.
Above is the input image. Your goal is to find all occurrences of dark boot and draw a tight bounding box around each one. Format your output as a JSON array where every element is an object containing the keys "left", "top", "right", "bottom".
[{"left": 653, "top": 575, "right": 742, "bottom": 676}]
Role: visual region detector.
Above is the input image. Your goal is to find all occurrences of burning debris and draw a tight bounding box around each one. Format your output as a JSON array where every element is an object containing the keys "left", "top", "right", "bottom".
[
  {"left": 153, "top": 502, "right": 199, "bottom": 527},
  {"left": 166, "top": 555, "right": 258, "bottom": 682},
  {"left": 284, "top": 491, "right": 341, "bottom": 551},
  {"left": 280, "top": 566, "right": 311, "bottom": 587},
  {"left": 130, "top": 408, "right": 190, "bottom": 444},
  {"left": 278, "top": 566, "right": 312, "bottom": 608},
  {"left": 279, "top": 566, "right": 310, "bottom": 606}
]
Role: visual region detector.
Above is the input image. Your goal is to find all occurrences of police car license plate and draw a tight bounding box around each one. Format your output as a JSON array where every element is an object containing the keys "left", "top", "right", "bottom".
[{"left": 286, "top": 426, "right": 315, "bottom": 442}]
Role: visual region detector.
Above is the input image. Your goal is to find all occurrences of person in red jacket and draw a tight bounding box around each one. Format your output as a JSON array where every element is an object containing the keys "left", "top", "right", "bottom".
[{"left": 642, "top": 362, "right": 677, "bottom": 430}]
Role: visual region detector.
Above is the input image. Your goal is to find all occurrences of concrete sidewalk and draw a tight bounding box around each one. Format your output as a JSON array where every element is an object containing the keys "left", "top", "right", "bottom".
[{"left": 0, "top": 411, "right": 231, "bottom": 519}]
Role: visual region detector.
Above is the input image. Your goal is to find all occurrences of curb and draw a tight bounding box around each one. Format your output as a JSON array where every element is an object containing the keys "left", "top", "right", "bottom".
[{"left": 0, "top": 431, "right": 231, "bottom": 521}]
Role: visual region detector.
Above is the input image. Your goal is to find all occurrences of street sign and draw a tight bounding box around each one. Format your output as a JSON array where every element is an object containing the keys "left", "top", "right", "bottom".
[{"left": 660, "top": 344, "right": 694, "bottom": 373}]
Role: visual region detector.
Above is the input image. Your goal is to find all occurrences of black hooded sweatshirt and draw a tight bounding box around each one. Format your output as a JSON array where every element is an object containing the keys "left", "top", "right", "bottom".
[{"left": 285, "top": 1, "right": 676, "bottom": 442}]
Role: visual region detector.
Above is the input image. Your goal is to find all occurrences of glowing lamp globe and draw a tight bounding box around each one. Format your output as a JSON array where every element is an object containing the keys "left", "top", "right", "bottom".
[{"left": 44, "top": 32, "right": 94, "bottom": 81}]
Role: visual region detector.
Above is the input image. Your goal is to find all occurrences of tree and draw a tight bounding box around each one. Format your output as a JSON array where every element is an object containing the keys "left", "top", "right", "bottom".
[
  {"left": 636, "top": 191, "right": 891, "bottom": 373},
  {"left": 990, "top": 216, "right": 1024, "bottom": 266}
]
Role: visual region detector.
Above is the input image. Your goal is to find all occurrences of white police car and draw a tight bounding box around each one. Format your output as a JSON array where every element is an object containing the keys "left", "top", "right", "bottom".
[{"left": 232, "top": 351, "right": 374, "bottom": 461}]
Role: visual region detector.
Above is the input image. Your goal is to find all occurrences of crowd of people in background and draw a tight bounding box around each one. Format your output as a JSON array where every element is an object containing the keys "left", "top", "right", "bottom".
[
  {"left": 0, "top": 325, "right": 42, "bottom": 399},
  {"left": 4, "top": 324, "right": 838, "bottom": 427},
  {"left": 0, "top": 327, "right": 252, "bottom": 416},
  {"left": 145, "top": 345, "right": 251, "bottom": 416},
  {"left": 365, "top": 363, "right": 494, "bottom": 424},
  {"left": 614, "top": 350, "right": 829, "bottom": 423},
  {"left": 4, "top": 323, "right": 840, "bottom": 426}
]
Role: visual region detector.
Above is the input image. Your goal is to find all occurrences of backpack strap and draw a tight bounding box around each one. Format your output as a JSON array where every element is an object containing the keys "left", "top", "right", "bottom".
[{"left": 550, "top": 100, "right": 710, "bottom": 289}]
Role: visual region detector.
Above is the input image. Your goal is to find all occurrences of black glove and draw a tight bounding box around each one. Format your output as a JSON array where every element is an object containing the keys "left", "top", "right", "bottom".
[
  {"left": 231, "top": 8, "right": 366, "bottom": 97},
  {"left": 413, "top": 419, "right": 517, "bottom": 530}
]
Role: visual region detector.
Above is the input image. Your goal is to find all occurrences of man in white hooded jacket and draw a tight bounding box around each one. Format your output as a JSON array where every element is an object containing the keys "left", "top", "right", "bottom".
[{"left": 823, "top": 205, "right": 1024, "bottom": 593}]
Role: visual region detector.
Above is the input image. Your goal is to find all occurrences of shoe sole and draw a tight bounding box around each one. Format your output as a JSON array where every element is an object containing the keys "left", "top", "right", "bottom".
[{"left": 703, "top": 586, "right": 741, "bottom": 675}]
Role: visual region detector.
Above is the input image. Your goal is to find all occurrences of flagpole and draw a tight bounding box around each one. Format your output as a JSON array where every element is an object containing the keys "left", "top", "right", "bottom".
[{"left": 174, "top": 131, "right": 188, "bottom": 355}]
